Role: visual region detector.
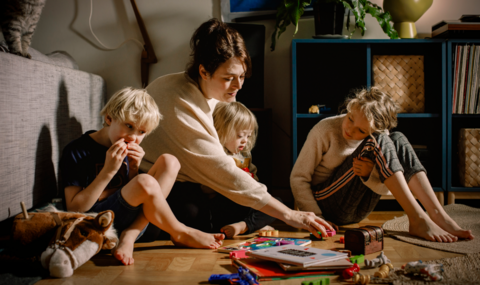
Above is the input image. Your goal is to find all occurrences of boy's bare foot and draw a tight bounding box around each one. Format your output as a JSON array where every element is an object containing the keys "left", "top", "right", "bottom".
[
  {"left": 113, "top": 233, "right": 135, "bottom": 265},
  {"left": 409, "top": 215, "right": 458, "bottom": 243},
  {"left": 429, "top": 212, "right": 474, "bottom": 240},
  {"left": 221, "top": 221, "right": 248, "bottom": 238},
  {"left": 171, "top": 227, "right": 224, "bottom": 249}
]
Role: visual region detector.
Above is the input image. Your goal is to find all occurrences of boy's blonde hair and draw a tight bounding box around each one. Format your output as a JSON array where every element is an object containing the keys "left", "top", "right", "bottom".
[
  {"left": 100, "top": 87, "right": 161, "bottom": 134},
  {"left": 213, "top": 101, "right": 258, "bottom": 152},
  {"left": 342, "top": 86, "right": 399, "bottom": 134}
]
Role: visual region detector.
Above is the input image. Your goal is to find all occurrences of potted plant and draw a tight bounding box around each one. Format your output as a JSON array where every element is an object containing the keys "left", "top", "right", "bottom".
[{"left": 270, "top": 0, "right": 399, "bottom": 51}]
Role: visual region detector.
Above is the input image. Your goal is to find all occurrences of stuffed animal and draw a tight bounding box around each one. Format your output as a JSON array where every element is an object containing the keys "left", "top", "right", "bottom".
[
  {"left": 11, "top": 204, "right": 118, "bottom": 278},
  {"left": 309, "top": 105, "right": 320, "bottom": 114}
]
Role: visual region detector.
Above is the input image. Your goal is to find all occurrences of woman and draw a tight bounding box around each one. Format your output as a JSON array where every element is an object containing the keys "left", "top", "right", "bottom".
[{"left": 140, "top": 18, "right": 333, "bottom": 238}]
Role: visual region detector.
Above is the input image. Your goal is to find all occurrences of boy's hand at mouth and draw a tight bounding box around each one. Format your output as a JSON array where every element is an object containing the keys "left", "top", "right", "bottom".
[{"left": 125, "top": 142, "right": 145, "bottom": 175}]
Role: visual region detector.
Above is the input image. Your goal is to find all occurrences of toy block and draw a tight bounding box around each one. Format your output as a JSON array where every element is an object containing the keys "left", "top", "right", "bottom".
[
  {"left": 350, "top": 254, "right": 364, "bottom": 264},
  {"left": 301, "top": 277, "right": 330, "bottom": 285},
  {"left": 229, "top": 250, "right": 248, "bottom": 259}
]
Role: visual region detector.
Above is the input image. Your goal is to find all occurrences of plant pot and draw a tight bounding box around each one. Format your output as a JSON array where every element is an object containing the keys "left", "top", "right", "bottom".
[
  {"left": 313, "top": 1, "right": 345, "bottom": 36},
  {"left": 383, "top": 0, "right": 433, "bottom": 38}
]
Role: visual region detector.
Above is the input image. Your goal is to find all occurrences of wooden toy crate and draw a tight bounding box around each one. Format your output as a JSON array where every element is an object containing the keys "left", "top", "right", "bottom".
[
  {"left": 373, "top": 55, "right": 425, "bottom": 113},
  {"left": 459, "top": 128, "right": 480, "bottom": 187}
]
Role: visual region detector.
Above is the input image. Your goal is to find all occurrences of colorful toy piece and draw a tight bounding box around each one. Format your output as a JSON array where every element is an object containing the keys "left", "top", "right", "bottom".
[
  {"left": 402, "top": 260, "right": 444, "bottom": 281},
  {"left": 342, "top": 263, "right": 360, "bottom": 279},
  {"left": 208, "top": 266, "right": 259, "bottom": 285},
  {"left": 229, "top": 250, "right": 248, "bottom": 259},
  {"left": 353, "top": 272, "right": 371, "bottom": 284},
  {"left": 339, "top": 237, "right": 345, "bottom": 244},
  {"left": 373, "top": 263, "right": 393, "bottom": 278},
  {"left": 349, "top": 254, "right": 364, "bottom": 264},
  {"left": 310, "top": 229, "right": 336, "bottom": 240},
  {"left": 364, "top": 251, "right": 391, "bottom": 268},
  {"left": 302, "top": 277, "right": 330, "bottom": 285}
]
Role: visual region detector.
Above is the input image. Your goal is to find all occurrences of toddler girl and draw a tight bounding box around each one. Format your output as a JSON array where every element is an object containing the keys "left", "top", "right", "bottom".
[
  {"left": 291, "top": 86, "right": 474, "bottom": 242},
  {"left": 206, "top": 101, "right": 276, "bottom": 238}
]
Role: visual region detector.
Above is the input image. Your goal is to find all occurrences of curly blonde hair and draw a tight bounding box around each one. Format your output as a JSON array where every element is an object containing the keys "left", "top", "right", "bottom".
[
  {"left": 100, "top": 87, "right": 161, "bottom": 134},
  {"left": 342, "top": 86, "right": 399, "bottom": 134},
  {"left": 213, "top": 101, "right": 258, "bottom": 152}
]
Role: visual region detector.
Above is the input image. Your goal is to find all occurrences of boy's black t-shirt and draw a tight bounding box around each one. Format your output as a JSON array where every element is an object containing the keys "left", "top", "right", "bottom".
[{"left": 60, "top": 130, "right": 129, "bottom": 195}]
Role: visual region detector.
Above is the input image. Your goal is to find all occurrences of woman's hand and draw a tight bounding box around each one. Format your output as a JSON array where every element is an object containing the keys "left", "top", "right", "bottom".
[
  {"left": 103, "top": 139, "right": 128, "bottom": 176},
  {"left": 285, "top": 210, "right": 335, "bottom": 239},
  {"left": 353, "top": 157, "right": 374, "bottom": 178}
]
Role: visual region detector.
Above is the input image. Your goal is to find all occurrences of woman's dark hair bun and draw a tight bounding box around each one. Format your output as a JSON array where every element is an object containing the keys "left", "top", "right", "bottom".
[{"left": 186, "top": 18, "right": 251, "bottom": 81}]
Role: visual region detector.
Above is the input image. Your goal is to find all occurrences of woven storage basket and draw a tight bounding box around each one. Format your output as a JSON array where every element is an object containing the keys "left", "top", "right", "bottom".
[
  {"left": 458, "top": 128, "right": 480, "bottom": 187},
  {"left": 373, "top": 55, "right": 425, "bottom": 113}
]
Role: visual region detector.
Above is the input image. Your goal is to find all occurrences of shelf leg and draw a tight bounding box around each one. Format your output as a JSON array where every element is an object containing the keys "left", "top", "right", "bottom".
[
  {"left": 435, "top": 192, "right": 444, "bottom": 206},
  {"left": 447, "top": 192, "right": 455, "bottom": 205}
]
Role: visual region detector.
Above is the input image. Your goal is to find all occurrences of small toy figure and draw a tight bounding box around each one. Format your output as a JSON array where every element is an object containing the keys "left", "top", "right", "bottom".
[
  {"left": 309, "top": 105, "right": 320, "bottom": 114},
  {"left": 339, "top": 236, "right": 345, "bottom": 244},
  {"left": 364, "top": 251, "right": 391, "bottom": 268},
  {"left": 310, "top": 229, "right": 336, "bottom": 240},
  {"left": 208, "top": 266, "right": 259, "bottom": 285},
  {"left": 342, "top": 263, "right": 360, "bottom": 279},
  {"left": 402, "top": 260, "right": 444, "bottom": 281},
  {"left": 373, "top": 263, "right": 393, "bottom": 278}
]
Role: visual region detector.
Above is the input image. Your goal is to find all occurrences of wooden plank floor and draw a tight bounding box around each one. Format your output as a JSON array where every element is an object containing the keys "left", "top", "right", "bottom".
[{"left": 36, "top": 211, "right": 463, "bottom": 285}]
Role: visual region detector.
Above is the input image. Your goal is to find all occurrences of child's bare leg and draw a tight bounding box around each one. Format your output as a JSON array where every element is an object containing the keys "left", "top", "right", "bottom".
[
  {"left": 408, "top": 172, "right": 474, "bottom": 240},
  {"left": 384, "top": 172, "right": 457, "bottom": 242},
  {"left": 148, "top": 154, "right": 177, "bottom": 198},
  {"left": 113, "top": 212, "right": 148, "bottom": 265},
  {"left": 122, "top": 158, "right": 224, "bottom": 249}
]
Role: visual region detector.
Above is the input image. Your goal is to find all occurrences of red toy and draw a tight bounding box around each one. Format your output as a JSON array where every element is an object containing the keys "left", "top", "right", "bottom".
[
  {"left": 242, "top": 167, "right": 254, "bottom": 178},
  {"left": 342, "top": 263, "right": 360, "bottom": 279},
  {"left": 339, "top": 237, "right": 345, "bottom": 244}
]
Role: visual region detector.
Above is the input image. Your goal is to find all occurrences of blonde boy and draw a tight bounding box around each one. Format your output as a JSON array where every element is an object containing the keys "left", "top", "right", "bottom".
[{"left": 60, "top": 87, "right": 224, "bottom": 265}]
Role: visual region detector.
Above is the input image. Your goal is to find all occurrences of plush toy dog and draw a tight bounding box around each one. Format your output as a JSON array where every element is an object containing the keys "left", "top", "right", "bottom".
[{"left": 11, "top": 205, "right": 118, "bottom": 278}]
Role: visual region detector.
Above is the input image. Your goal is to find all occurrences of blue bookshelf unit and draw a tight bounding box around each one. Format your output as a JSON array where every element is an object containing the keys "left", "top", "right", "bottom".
[
  {"left": 292, "top": 39, "right": 447, "bottom": 193},
  {"left": 446, "top": 39, "right": 480, "bottom": 202}
]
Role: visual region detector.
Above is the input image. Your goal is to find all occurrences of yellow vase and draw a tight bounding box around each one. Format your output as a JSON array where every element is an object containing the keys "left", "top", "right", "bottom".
[{"left": 383, "top": 0, "right": 433, "bottom": 38}]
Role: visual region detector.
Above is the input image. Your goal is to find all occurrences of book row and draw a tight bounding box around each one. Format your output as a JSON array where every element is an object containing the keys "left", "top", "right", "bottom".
[{"left": 452, "top": 44, "right": 480, "bottom": 114}]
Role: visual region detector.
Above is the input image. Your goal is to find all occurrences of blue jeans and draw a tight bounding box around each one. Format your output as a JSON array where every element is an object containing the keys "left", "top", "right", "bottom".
[{"left": 89, "top": 189, "right": 147, "bottom": 241}]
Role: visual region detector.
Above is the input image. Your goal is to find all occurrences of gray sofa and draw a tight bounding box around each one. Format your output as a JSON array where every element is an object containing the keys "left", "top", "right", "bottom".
[{"left": 0, "top": 46, "right": 106, "bottom": 222}]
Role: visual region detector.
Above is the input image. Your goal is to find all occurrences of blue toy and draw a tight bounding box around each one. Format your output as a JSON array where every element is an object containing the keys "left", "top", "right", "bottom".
[
  {"left": 208, "top": 266, "right": 259, "bottom": 285},
  {"left": 301, "top": 277, "right": 330, "bottom": 285}
]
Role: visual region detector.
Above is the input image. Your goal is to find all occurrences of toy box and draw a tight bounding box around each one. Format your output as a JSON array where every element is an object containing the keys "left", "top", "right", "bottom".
[{"left": 344, "top": 226, "right": 384, "bottom": 255}]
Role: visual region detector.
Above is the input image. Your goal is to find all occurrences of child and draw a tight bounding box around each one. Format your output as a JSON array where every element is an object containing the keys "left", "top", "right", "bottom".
[
  {"left": 204, "top": 101, "right": 276, "bottom": 238},
  {"left": 60, "top": 87, "right": 224, "bottom": 265},
  {"left": 291, "top": 86, "right": 474, "bottom": 243}
]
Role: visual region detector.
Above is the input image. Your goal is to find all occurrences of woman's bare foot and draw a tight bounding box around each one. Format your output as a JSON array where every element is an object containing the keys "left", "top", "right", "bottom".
[
  {"left": 221, "top": 221, "right": 248, "bottom": 238},
  {"left": 429, "top": 212, "right": 474, "bottom": 240},
  {"left": 171, "top": 227, "right": 224, "bottom": 249},
  {"left": 113, "top": 232, "right": 136, "bottom": 265},
  {"left": 409, "top": 215, "right": 458, "bottom": 242}
]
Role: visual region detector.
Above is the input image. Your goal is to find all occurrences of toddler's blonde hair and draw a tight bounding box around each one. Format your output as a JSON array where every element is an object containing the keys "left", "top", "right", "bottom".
[
  {"left": 213, "top": 101, "right": 258, "bottom": 153},
  {"left": 342, "top": 86, "right": 399, "bottom": 134},
  {"left": 100, "top": 87, "right": 162, "bottom": 134}
]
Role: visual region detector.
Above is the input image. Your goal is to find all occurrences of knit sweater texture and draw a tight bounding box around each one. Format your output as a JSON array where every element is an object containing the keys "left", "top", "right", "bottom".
[
  {"left": 290, "top": 115, "right": 391, "bottom": 216},
  {"left": 140, "top": 72, "right": 271, "bottom": 210}
]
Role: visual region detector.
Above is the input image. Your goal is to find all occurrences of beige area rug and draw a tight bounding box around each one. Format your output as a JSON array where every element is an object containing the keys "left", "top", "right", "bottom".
[
  {"left": 370, "top": 253, "right": 480, "bottom": 285},
  {"left": 382, "top": 204, "right": 480, "bottom": 254}
]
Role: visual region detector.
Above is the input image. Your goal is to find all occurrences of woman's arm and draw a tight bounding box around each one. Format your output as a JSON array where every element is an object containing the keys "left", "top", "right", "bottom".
[{"left": 259, "top": 197, "right": 333, "bottom": 238}]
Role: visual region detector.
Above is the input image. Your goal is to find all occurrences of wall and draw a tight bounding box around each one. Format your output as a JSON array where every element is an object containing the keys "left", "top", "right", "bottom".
[{"left": 5, "top": 0, "right": 479, "bottom": 193}]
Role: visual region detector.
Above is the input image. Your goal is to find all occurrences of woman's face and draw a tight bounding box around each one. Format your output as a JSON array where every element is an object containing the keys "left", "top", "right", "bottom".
[
  {"left": 342, "top": 107, "right": 371, "bottom": 141},
  {"left": 199, "top": 57, "right": 246, "bottom": 103}
]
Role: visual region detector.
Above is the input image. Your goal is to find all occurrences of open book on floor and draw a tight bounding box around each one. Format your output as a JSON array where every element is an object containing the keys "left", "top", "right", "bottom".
[
  {"left": 278, "top": 257, "right": 352, "bottom": 271},
  {"left": 246, "top": 244, "right": 349, "bottom": 267},
  {"left": 232, "top": 257, "right": 335, "bottom": 281},
  {"left": 218, "top": 237, "right": 311, "bottom": 253}
]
